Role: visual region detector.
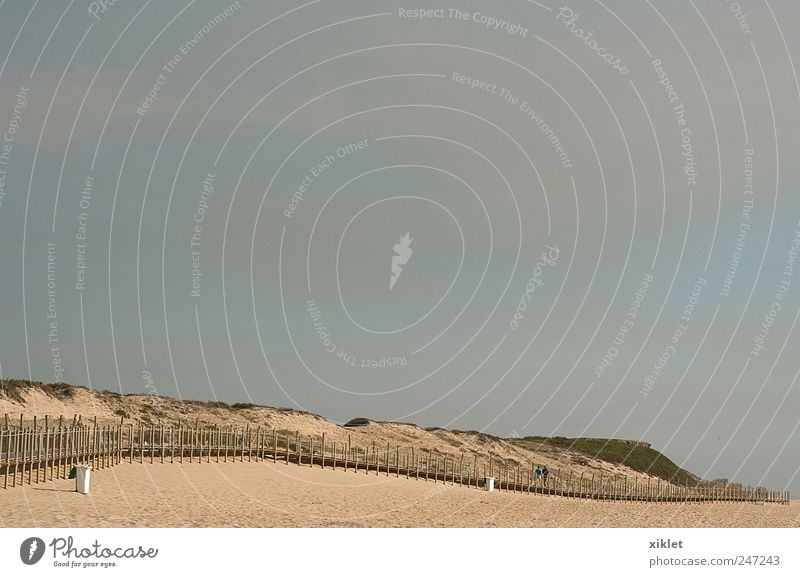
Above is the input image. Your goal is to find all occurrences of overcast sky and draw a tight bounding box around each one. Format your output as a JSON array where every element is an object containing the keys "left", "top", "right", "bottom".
[{"left": 0, "top": 0, "right": 798, "bottom": 495}]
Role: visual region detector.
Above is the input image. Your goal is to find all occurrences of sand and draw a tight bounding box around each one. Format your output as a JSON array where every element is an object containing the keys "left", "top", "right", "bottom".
[
  {"left": 1, "top": 461, "right": 797, "bottom": 528},
  {"left": 0, "top": 381, "right": 680, "bottom": 483},
  {"left": 0, "top": 381, "right": 669, "bottom": 486}
]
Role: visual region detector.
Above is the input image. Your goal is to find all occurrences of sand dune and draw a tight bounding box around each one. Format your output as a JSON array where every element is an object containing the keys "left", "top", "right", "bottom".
[
  {"left": 1, "top": 461, "right": 796, "bottom": 528},
  {"left": 0, "top": 381, "right": 671, "bottom": 485}
]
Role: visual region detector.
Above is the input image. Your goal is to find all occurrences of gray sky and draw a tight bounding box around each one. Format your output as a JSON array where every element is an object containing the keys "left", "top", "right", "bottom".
[{"left": 0, "top": 0, "right": 798, "bottom": 495}]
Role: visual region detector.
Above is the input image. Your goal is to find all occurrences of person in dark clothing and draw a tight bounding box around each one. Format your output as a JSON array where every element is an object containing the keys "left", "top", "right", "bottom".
[{"left": 542, "top": 466, "right": 550, "bottom": 485}]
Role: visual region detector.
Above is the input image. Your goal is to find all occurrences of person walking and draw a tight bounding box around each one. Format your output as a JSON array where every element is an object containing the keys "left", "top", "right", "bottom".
[
  {"left": 542, "top": 466, "right": 549, "bottom": 486},
  {"left": 535, "top": 465, "right": 542, "bottom": 484}
]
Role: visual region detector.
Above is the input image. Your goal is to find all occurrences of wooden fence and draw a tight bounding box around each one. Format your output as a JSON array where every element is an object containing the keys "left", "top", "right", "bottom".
[{"left": 0, "top": 418, "right": 791, "bottom": 505}]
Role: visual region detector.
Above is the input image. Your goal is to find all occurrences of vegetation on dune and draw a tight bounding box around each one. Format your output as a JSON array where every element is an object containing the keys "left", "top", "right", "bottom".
[
  {"left": 344, "top": 417, "right": 371, "bottom": 427},
  {"left": 207, "top": 401, "right": 231, "bottom": 409},
  {"left": 1, "top": 379, "right": 80, "bottom": 402},
  {"left": 2, "top": 380, "right": 703, "bottom": 486},
  {"left": 518, "top": 436, "right": 699, "bottom": 485},
  {"left": 0, "top": 380, "right": 28, "bottom": 404}
]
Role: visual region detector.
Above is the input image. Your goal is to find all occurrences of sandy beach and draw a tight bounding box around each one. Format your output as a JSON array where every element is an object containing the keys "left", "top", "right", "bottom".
[{"left": 1, "top": 461, "right": 797, "bottom": 528}]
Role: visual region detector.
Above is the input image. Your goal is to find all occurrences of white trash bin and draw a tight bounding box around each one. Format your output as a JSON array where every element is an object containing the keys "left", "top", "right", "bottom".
[
  {"left": 485, "top": 476, "right": 495, "bottom": 492},
  {"left": 75, "top": 465, "right": 91, "bottom": 494}
]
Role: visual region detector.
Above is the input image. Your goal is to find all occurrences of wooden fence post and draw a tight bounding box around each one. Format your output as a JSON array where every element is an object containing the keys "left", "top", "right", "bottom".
[
  {"left": 137, "top": 423, "right": 141, "bottom": 463},
  {"left": 297, "top": 432, "right": 303, "bottom": 466},
  {"left": 169, "top": 425, "right": 175, "bottom": 463},
  {"left": 55, "top": 425, "right": 62, "bottom": 479},
  {"left": 26, "top": 426, "right": 32, "bottom": 485},
  {"left": 11, "top": 428, "right": 18, "bottom": 487},
  {"left": 31, "top": 417, "right": 37, "bottom": 482},
  {"left": 68, "top": 427, "right": 73, "bottom": 474},
  {"left": 58, "top": 424, "right": 65, "bottom": 477},
  {"left": 176, "top": 422, "right": 182, "bottom": 464},
  {"left": 44, "top": 418, "right": 51, "bottom": 481},
  {"left": 214, "top": 427, "right": 219, "bottom": 463},
  {"left": 426, "top": 450, "right": 430, "bottom": 482},
  {"left": 19, "top": 426, "right": 28, "bottom": 485},
  {"left": 50, "top": 425, "right": 61, "bottom": 481},
  {"left": 87, "top": 418, "right": 93, "bottom": 471},
  {"left": 37, "top": 425, "right": 45, "bottom": 483},
  {"left": 202, "top": 427, "right": 207, "bottom": 463},
  {"left": 1, "top": 428, "right": 7, "bottom": 489},
  {"left": 97, "top": 425, "right": 102, "bottom": 471},
  {"left": 95, "top": 423, "right": 100, "bottom": 470},
  {"left": 235, "top": 428, "right": 240, "bottom": 462}
]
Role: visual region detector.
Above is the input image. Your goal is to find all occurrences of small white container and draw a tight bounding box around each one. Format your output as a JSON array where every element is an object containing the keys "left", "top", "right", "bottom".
[
  {"left": 75, "top": 465, "right": 91, "bottom": 494},
  {"left": 485, "top": 476, "right": 495, "bottom": 492}
]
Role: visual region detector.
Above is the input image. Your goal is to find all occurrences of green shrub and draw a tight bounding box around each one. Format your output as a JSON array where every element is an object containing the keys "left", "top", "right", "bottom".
[{"left": 344, "top": 417, "right": 370, "bottom": 427}]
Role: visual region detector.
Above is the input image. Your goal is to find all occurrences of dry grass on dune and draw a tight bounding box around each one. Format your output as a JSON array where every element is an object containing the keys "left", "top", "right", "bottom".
[{"left": 1, "top": 380, "right": 675, "bottom": 486}]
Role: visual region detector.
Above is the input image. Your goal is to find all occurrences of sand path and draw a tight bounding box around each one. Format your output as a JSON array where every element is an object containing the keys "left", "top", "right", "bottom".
[{"left": 1, "top": 461, "right": 796, "bottom": 528}]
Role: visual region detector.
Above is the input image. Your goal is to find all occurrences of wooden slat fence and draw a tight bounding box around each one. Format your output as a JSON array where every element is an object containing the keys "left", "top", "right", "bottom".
[{"left": 0, "top": 418, "right": 791, "bottom": 505}]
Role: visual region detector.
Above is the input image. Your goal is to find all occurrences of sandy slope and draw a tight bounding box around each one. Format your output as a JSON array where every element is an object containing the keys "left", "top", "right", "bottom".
[
  {"left": 1, "top": 461, "right": 796, "bottom": 528},
  {"left": 0, "top": 382, "right": 664, "bottom": 484}
]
